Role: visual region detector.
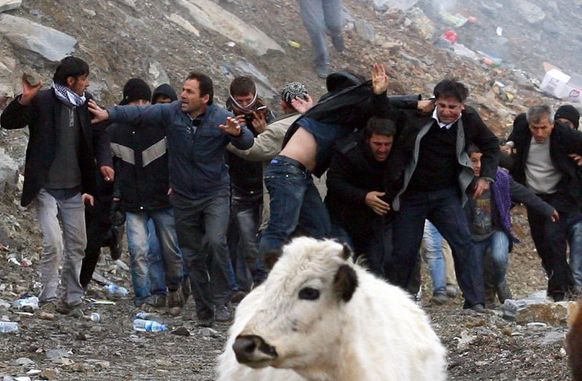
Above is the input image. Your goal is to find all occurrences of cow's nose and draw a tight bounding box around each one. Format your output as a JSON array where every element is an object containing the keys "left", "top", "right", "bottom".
[{"left": 233, "top": 335, "right": 278, "bottom": 365}]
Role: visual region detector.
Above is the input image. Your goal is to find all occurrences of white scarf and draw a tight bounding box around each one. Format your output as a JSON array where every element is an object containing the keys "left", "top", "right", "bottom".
[{"left": 53, "top": 83, "right": 86, "bottom": 108}]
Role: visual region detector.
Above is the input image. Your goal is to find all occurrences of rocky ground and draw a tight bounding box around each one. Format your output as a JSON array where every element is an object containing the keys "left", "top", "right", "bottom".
[{"left": 1, "top": 0, "right": 581, "bottom": 379}]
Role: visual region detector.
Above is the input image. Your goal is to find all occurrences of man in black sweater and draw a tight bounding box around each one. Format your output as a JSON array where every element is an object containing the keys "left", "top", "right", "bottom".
[{"left": 379, "top": 72, "right": 499, "bottom": 312}]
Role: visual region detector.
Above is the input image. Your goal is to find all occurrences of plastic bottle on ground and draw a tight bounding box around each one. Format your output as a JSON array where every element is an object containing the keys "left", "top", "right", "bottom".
[
  {"left": 0, "top": 321, "right": 19, "bottom": 333},
  {"left": 103, "top": 284, "right": 129, "bottom": 296},
  {"left": 133, "top": 318, "right": 166, "bottom": 332}
]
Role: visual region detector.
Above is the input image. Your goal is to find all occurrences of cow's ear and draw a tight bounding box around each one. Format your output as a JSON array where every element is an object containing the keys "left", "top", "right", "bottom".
[
  {"left": 265, "top": 249, "right": 282, "bottom": 271},
  {"left": 333, "top": 264, "right": 358, "bottom": 302},
  {"left": 340, "top": 243, "right": 352, "bottom": 261}
]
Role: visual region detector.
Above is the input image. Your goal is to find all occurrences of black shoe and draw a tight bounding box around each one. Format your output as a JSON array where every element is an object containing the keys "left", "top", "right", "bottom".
[
  {"left": 430, "top": 292, "right": 449, "bottom": 306},
  {"left": 552, "top": 292, "right": 565, "bottom": 302},
  {"left": 197, "top": 317, "right": 214, "bottom": 328},
  {"left": 231, "top": 290, "right": 248, "bottom": 304},
  {"left": 496, "top": 281, "right": 513, "bottom": 304}
]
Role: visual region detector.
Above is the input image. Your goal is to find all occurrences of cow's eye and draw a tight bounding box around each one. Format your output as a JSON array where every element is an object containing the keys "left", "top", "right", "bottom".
[{"left": 298, "top": 287, "right": 320, "bottom": 300}]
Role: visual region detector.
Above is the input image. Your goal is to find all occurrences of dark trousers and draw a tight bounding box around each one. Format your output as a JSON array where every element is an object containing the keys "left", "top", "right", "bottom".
[
  {"left": 388, "top": 187, "right": 485, "bottom": 308},
  {"left": 171, "top": 191, "right": 232, "bottom": 320},
  {"left": 526, "top": 196, "right": 575, "bottom": 297}
]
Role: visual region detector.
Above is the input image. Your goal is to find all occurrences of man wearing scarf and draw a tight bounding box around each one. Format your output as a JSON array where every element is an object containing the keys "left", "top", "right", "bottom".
[{"left": 1, "top": 56, "right": 113, "bottom": 315}]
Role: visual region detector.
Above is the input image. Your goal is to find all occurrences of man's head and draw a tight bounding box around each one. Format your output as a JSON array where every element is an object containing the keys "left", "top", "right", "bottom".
[
  {"left": 280, "top": 82, "right": 308, "bottom": 114},
  {"left": 555, "top": 105, "right": 580, "bottom": 130},
  {"left": 120, "top": 78, "right": 151, "bottom": 106},
  {"left": 152, "top": 84, "right": 177, "bottom": 104},
  {"left": 468, "top": 144, "right": 482, "bottom": 177},
  {"left": 181, "top": 71, "right": 213, "bottom": 117},
  {"left": 527, "top": 105, "right": 554, "bottom": 144},
  {"left": 364, "top": 117, "right": 396, "bottom": 162},
  {"left": 53, "top": 56, "right": 90, "bottom": 96},
  {"left": 433, "top": 79, "right": 469, "bottom": 125},
  {"left": 230, "top": 76, "right": 257, "bottom": 109}
]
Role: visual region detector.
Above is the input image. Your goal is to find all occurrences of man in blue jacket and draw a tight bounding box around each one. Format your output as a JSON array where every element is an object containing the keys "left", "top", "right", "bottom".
[{"left": 89, "top": 71, "right": 253, "bottom": 326}]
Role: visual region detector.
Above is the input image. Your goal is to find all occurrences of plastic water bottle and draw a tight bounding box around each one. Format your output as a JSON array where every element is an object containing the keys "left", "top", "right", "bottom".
[
  {"left": 133, "top": 318, "right": 166, "bottom": 332},
  {"left": 0, "top": 321, "right": 19, "bottom": 333},
  {"left": 134, "top": 312, "right": 154, "bottom": 320},
  {"left": 12, "top": 296, "right": 39, "bottom": 312},
  {"left": 104, "top": 284, "right": 129, "bottom": 296}
]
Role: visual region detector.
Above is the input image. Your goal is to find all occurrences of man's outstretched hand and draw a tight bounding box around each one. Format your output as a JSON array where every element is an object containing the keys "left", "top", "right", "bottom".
[{"left": 88, "top": 99, "right": 110, "bottom": 124}]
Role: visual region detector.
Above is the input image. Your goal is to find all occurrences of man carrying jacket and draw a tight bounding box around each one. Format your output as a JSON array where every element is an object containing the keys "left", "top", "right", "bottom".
[
  {"left": 88, "top": 71, "right": 253, "bottom": 327},
  {"left": 380, "top": 69, "right": 499, "bottom": 313},
  {"left": 0, "top": 57, "right": 113, "bottom": 314}
]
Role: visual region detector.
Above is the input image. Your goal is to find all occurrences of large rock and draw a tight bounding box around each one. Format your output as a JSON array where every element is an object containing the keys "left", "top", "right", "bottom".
[
  {"left": 0, "top": 147, "right": 18, "bottom": 195},
  {"left": 176, "top": 0, "right": 284, "bottom": 56},
  {"left": 0, "top": 14, "right": 77, "bottom": 65},
  {"left": 147, "top": 61, "right": 170, "bottom": 89},
  {"left": 513, "top": 0, "right": 545, "bottom": 24},
  {"left": 0, "top": 0, "right": 21, "bottom": 13}
]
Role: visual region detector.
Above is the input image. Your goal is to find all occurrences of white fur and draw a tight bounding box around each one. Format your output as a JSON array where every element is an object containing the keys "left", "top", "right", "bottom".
[{"left": 217, "top": 237, "right": 447, "bottom": 381}]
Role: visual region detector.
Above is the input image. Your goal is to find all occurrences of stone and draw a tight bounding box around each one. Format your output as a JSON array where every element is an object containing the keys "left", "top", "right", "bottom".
[
  {"left": 166, "top": 13, "right": 200, "bottom": 37},
  {"left": 171, "top": 326, "right": 190, "bottom": 336},
  {"left": 0, "top": 148, "right": 19, "bottom": 195},
  {"left": 0, "top": 14, "right": 77, "bottom": 65},
  {"left": 513, "top": 0, "right": 545, "bottom": 24},
  {"left": 11, "top": 357, "right": 35, "bottom": 366},
  {"left": 232, "top": 59, "right": 279, "bottom": 102},
  {"left": 373, "top": 0, "right": 418, "bottom": 12},
  {"left": 199, "top": 327, "right": 219, "bottom": 337},
  {"left": 406, "top": 8, "right": 434, "bottom": 40},
  {"left": 0, "top": 0, "right": 21, "bottom": 13},
  {"left": 353, "top": 18, "right": 376, "bottom": 44},
  {"left": 176, "top": 0, "right": 284, "bottom": 56},
  {"left": 46, "top": 348, "right": 70, "bottom": 359},
  {"left": 39, "top": 369, "right": 59, "bottom": 380},
  {"left": 146, "top": 61, "right": 170, "bottom": 89},
  {"left": 36, "top": 311, "right": 55, "bottom": 321}
]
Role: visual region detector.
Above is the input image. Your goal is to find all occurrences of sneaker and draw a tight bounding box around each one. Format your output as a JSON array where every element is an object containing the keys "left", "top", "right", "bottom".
[
  {"left": 168, "top": 287, "right": 185, "bottom": 308},
  {"left": 56, "top": 301, "right": 85, "bottom": 317},
  {"left": 39, "top": 301, "right": 57, "bottom": 313},
  {"left": 197, "top": 317, "right": 214, "bottom": 328},
  {"left": 315, "top": 65, "right": 329, "bottom": 79},
  {"left": 151, "top": 294, "right": 167, "bottom": 308},
  {"left": 430, "top": 292, "right": 449, "bottom": 306},
  {"left": 215, "top": 304, "right": 232, "bottom": 322},
  {"left": 445, "top": 284, "right": 459, "bottom": 298}
]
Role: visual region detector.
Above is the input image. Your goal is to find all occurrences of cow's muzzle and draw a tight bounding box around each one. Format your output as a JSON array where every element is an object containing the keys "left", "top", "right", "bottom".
[{"left": 233, "top": 334, "right": 278, "bottom": 368}]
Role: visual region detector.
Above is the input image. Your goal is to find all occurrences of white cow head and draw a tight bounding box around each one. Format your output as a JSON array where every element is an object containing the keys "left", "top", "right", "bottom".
[{"left": 233, "top": 237, "right": 358, "bottom": 373}]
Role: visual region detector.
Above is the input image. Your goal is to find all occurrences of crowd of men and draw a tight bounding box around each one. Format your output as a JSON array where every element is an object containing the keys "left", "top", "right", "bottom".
[{"left": 2, "top": 56, "right": 582, "bottom": 327}]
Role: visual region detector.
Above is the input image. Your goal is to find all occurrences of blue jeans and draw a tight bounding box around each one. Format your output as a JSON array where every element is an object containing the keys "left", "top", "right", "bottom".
[
  {"left": 567, "top": 217, "right": 582, "bottom": 289},
  {"left": 473, "top": 231, "right": 510, "bottom": 286},
  {"left": 126, "top": 208, "right": 183, "bottom": 306},
  {"left": 229, "top": 189, "right": 264, "bottom": 291},
  {"left": 259, "top": 156, "right": 331, "bottom": 257},
  {"left": 146, "top": 220, "right": 166, "bottom": 296},
  {"left": 389, "top": 187, "right": 485, "bottom": 307},
  {"left": 298, "top": 0, "right": 344, "bottom": 68},
  {"left": 422, "top": 220, "right": 447, "bottom": 295}
]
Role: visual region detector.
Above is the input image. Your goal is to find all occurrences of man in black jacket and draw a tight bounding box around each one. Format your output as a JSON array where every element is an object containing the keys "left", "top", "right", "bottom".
[
  {"left": 380, "top": 71, "right": 499, "bottom": 312},
  {"left": 507, "top": 105, "right": 582, "bottom": 301},
  {"left": 326, "top": 117, "right": 395, "bottom": 277},
  {"left": 0, "top": 57, "right": 113, "bottom": 314},
  {"left": 107, "top": 78, "right": 184, "bottom": 312}
]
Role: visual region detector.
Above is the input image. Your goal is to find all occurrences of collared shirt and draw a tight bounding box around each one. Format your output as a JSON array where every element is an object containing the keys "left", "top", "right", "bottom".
[{"left": 432, "top": 108, "right": 462, "bottom": 129}]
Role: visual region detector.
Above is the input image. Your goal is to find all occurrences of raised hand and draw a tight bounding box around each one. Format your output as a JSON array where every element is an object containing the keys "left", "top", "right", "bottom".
[
  {"left": 88, "top": 99, "right": 110, "bottom": 124},
  {"left": 372, "top": 64, "right": 390, "bottom": 95},
  {"left": 291, "top": 94, "right": 314, "bottom": 114}
]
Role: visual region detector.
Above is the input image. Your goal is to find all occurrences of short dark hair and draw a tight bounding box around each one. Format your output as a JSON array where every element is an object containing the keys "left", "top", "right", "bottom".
[
  {"left": 53, "top": 56, "right": 90, "bottom": 86},
  {"left": 467, "top": 143, "right": 481, "bottom": 155},
  {"left": 230, "top": 76, "right": 256, "bottom": 97},
  {"left": 433, "top": 78, "right": 469, "bottom": 103},
  {"left": 185, "top": 71, "right": 214, "bottom": 105},
  {"left": 364, "top": 117, "right": 396, "bottom": 139}
]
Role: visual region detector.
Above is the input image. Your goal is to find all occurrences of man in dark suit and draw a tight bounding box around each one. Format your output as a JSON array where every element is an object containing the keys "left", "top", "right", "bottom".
[{"left": 1, "top": 56, "right": 112, "bottom": 314}]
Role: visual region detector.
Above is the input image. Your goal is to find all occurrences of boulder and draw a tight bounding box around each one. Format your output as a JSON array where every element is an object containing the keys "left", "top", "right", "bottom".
[
  {"left": 0, "top": 14, "right": 77, "bottom": 65},
  {"left": 0, "top": 147, "right": 18, "bottom": 195},
  {"left": 146, "top": 61, "right": 170, "bottom": 89},
  {"left": 176, "top": 0, "right": 284, "bottom": 56},
  {"left": 0, "top": 0, "right": 21, "bottom": 13},
  {"left": 166, "top": 13, "right": 200, "bottom": 37},
  {"left": 513, "top": 0, "right": 545, "bottom": 24}
]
